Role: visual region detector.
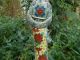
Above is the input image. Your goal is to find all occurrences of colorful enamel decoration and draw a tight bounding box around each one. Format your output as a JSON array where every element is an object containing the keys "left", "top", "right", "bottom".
[
  {"left": 32, "top": 28, "right": 48, "bottom": 60},
  {"left": 27, "top": 0, "right": 52, "bottom": 60}
]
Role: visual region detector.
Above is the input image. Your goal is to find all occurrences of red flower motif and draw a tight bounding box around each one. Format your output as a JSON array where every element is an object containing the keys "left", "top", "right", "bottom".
[
  {"left": 32, "top": 28, "right": 39, "bottom": 32},
  {"left": 36, "top": 48, "right": 42, "bottom": 51},
  {"left": 34, "top": 33, "right": 43, "bottom": 42},
  {"left": 37, "top": 8, "right": 43, "bottom": 15},
  {"left": 38, "top": 55, "right": 47, "bottom": 60},
  {"left": 36, "top": 48, "right": 42, "bottom": 54}
]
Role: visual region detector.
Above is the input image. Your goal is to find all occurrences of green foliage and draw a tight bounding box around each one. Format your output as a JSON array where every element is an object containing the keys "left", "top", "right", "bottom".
[
  {"left": 0, "top": 16, "right": 34, "bottom": 60},
  {"left": 0, "top": 0, "right": 80, "bottom": 60},
  {"left": 49, "top": 11, "right": 80, "bottom": 60},
  {"left": 48, "top": 0, "right": 80, "bottom": 60}
]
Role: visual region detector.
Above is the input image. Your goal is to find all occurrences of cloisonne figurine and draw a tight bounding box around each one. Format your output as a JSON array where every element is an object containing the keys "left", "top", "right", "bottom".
[{"left": 27, "top": 0, "right": 52, "bottom": 60}]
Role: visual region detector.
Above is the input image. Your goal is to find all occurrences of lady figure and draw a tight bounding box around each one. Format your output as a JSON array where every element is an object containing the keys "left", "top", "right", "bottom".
[{"left": 27, "top": 0, "right": 52, "bottom": 60}]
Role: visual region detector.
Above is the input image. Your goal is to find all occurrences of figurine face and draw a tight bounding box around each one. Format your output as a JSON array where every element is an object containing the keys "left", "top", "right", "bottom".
[{"left": 27, "top": 0, "right": 52, "bottom": 28}]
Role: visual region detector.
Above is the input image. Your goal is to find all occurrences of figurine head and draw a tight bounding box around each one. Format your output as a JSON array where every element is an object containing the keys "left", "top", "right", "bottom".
[{"left": 27, "top": 0, "right": 52, "bottom": 28}]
